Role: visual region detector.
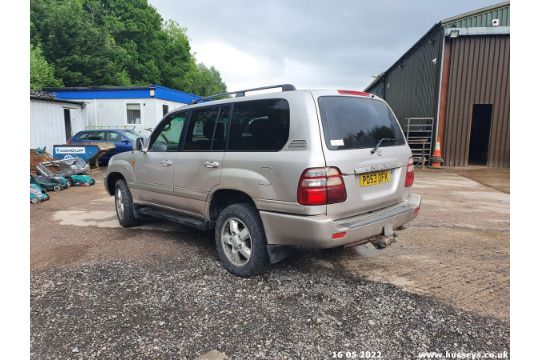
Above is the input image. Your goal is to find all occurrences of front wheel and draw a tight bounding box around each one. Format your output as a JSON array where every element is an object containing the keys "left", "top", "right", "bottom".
[
  {"left": 215, "top": 203, "right": 270, "bottom": 277},
  {"left": 114, "top": 179, "right": 139, "bottom": 227}
]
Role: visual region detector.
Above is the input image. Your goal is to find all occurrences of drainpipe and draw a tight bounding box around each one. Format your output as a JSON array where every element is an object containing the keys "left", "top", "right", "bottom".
[
  {"left": 436, "top": 39, "right": 452, "bottom": 153},
  {"left": 434, "top": 36, "right": 445, "bottom": 144}
]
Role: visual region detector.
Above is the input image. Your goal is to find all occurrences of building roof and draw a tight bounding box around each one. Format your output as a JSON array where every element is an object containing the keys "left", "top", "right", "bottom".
[
  {"left": 30, "top": 92, "right": 85, "bottom": 106},
  {"left": 365, "top": 1, "right": 510, "bottom": 92},
  {"left": 43, "top": 84, "right": 201, "bottom": 104}
]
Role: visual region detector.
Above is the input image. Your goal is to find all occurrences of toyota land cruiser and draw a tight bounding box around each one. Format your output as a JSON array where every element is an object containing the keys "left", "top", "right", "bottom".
[{"left": 104, "top": 84, "right": 421, "bottom": 276}]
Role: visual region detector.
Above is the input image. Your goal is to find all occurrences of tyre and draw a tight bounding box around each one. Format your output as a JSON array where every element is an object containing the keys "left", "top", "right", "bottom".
[
  {"left": 215, "top": 203, "right": 270, "bottom": 277},
  {"left": 53, "top": 185, "right": 61, "bottom": 192},
  {"left": 67, "top": 180, "right": 72, "bottom": 187},
  {"left": 114, "top": 179, "right": 139, "bottom": 227}
]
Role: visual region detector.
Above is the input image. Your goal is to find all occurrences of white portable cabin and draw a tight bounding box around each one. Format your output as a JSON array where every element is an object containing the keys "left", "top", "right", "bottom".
[
  {"left": 30, "top": 95, "right": 86, "bottom": 151},
  {"left": 45, "top": 85, "right": 201, "bottom": 136}
]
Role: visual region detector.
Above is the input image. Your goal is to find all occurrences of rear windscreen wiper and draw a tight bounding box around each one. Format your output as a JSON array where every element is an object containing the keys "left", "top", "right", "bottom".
[{"left": 370, "top": 138, "right": 396, "bottom": 154}]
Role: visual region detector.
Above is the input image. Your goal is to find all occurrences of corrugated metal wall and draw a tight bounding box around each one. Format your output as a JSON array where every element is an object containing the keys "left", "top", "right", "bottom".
[
  {"left": 443, "top": 35, "right": 510, "bottom": 167},
  {"left": 443, "top": 5, "right": 510, "bottom": 28},
  {"left": 367, "top": 29, "right": 444, "bottom": 126},
  {"left": 368, "top": 80, "right": 385, "bottom": 99},
  {"left": 30, "top": 100, "right": 85, "bottom": 151}
]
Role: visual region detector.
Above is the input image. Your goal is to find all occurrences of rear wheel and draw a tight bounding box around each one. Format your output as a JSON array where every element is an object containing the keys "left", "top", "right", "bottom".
[
  {"left": 114, "top": 179, "right": 139, "bottom": 227},
  {"left": 53, "top": 185, "right": 61, "bottom": 192},
  {"left": 215, "top": 203, "right": 270, "bottom": 277}
]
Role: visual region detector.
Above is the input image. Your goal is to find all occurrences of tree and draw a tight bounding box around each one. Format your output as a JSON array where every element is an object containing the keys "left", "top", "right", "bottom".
[
  {"left": 190, "top": 64, "right": 228, "bottom": 97},
  {"left": 30, "top": 44, "right": 63, "bottom": 90},
  {"left": 30, "top": 0, "right": 227, "bottom": 95}
]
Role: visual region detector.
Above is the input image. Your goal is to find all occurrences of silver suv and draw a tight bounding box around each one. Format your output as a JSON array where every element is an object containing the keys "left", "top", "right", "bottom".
[{"left": 104, "top": 84, "right": 421, "bottom": 276}]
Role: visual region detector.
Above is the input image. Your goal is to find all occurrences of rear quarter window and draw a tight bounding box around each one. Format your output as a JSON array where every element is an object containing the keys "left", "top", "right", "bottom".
[
  {"left": 318, "top": 96, "right": 405, "bottom": 150},
  {"left": 228, "top": 99, "right": 290, "bottom": 151}
]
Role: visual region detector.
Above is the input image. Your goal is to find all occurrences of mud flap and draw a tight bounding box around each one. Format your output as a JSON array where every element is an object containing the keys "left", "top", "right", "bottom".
[{"left": 267, "top": 245, "right": 291, "bottom": 264}]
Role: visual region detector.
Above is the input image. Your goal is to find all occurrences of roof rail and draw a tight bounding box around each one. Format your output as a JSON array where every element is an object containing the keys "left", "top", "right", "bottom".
[{"left": 192, "top": 84, "right": 296, "bottom": 104}]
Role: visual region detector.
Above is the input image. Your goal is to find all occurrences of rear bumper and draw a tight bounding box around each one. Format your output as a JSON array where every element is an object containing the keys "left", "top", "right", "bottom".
[{"left": 259, "top": 194, "right": 421, "bottom": 249}]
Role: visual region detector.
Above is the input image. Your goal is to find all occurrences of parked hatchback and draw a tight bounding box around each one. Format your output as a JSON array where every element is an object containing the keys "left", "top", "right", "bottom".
[
  {"left": 104, "top": 85, "right": 421, "bottom": 276},
  {"left": 69, "top": 129, "right": 144, "bottom": 165}
]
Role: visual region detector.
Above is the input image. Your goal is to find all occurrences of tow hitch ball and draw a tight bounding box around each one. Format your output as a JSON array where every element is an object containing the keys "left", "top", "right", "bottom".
[{"left": 371, "top": 224, "right": 398, "bottom": 249}]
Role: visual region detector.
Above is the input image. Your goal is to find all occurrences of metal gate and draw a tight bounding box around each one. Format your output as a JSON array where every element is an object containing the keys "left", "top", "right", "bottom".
[{"left": 403, "top": 117, "right": 434, "bottom": 168}]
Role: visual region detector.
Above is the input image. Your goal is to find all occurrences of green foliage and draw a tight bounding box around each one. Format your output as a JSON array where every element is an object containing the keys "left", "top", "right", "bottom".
[
  {"left": 30, "top": 0, "right": 227, "bottom": 95},
  {"left": 30, "top": 44, "right": 63, "bottom": 90},
  {"left": 191, "top": 64, "right": 228, "bottom": 97}
]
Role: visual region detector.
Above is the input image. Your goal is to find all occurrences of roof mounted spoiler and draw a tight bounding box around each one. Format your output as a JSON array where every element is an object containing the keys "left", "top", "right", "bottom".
[{"left": 192, "top": 84, "right": 296, "bottom": 104}]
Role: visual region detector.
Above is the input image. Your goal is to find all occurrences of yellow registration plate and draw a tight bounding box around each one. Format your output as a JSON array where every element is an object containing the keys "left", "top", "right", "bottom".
[{"left": 360, "top": 170, "right": 391, "bottom": 187}]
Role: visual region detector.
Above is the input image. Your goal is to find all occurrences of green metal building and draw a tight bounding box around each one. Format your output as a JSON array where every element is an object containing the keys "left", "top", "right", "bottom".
[{"left": 366, "top": 2, "right": 509, "bottom": 167}]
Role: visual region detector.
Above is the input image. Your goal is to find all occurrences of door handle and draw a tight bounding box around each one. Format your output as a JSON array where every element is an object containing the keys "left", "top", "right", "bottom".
[
  {"left": 204, "top": 161, "right": 221, "bottom": 168},
  {"left": 161, "top": 160, "right": 173, "bottom": 167}
]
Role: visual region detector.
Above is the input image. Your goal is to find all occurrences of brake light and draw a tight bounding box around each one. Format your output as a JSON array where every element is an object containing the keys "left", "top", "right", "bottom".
[
  {"left": 405, "top": 157, "right": 414, "bottom": 187},
  {"left": 338, "top": 89, "right": 371, "bottom": 97},
  {"left": 297, "top": 167, "right": 347, "bottom": 205},
  {"left": 66, "top": 138, "right": 72, "bottom": 145}
]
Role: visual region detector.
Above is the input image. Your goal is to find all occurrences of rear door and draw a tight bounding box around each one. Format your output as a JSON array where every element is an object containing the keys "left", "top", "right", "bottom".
[
  {"left": 316, "top": 93, "right": 411, "bottom": 219},
  {"left": 170, "top": 105, "right": 230, "bottom": 218}
]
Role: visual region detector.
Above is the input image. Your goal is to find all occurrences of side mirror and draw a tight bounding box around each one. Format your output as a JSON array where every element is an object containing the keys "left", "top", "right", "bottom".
[{"left": 134, "top": 137, "right": 148, "bottom": 152}]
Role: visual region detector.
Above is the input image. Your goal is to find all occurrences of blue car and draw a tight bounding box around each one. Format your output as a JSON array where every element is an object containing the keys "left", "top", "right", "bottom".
[{"left": 68, "top": 129, "right": 145, "bottom": 166}]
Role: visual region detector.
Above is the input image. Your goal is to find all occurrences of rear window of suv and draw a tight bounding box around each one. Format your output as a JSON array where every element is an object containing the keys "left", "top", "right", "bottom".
[{"left": 318, "top": 96, "right": 405, "bottom": 150}]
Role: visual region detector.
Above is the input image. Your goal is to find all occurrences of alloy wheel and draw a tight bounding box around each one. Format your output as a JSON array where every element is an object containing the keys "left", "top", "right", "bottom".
[{"left": 221, "top": 218, "right": 252, "bottom": 266}]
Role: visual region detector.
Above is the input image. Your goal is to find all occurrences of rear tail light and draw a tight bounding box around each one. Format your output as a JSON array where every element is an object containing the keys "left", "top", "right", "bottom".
[
  {"left": 66, "top": 138, "right": 72, "bottom": 145},
  {"left": 297, "top": 167, "right": 347, "bottom": 205},
  {"left": 405, "top": 157, "right": 414, "bottom": 187}
]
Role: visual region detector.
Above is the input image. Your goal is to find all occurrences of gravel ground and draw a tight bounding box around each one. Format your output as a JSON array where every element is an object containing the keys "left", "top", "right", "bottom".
[
  {"left": 30, "top": 170, "right": 510, "bottom": 359},
  {"left": 31, "top": 252, "right": 509, "bottom": 359}
]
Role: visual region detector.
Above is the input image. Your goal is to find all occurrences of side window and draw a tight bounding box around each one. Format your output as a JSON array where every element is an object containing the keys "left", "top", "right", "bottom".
[
  {"left": 107, "top": 132, "right": 125, "bottom": 142},
  {"left": 184, "top": 107, "right": 219, "bottom": 151},
  {"left": 149, "top": 114, "right": 188, "bottom": 152},
  {"left": 229, "top": 99, "right": 290, "bottom": 151},
  {"left": 77, "top": 132, "right": 90, "bottom": 140},
  {"left": 126, "top": 103, "right": 142, "bottom": 124},
  {"left": 211, "top": 105, "right": 230, "bottom": 151},
  {"left": 85, "top": 131, "right": 105, "bottom": 141}
]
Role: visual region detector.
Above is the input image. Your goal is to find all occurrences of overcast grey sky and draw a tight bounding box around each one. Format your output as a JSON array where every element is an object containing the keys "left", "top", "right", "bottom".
[{"left": 149, "top": 0, "right": 501, "bottom": 91}]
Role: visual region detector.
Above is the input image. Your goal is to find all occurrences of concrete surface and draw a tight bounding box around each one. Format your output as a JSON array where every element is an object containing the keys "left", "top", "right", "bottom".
[
  {"left": 326, "top": 169, "right": 509, "bottom": 320},
  {"left": 434, "top": 166, "right": 509, "bottom": 194},
  {"left": 30, "top": 169, "right": 509, "bottom": 359}
]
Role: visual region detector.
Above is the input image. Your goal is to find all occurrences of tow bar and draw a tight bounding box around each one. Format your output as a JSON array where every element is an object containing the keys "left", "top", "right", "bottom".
[{"left": 371, "top": 224, "right": 398, "bottom": 249}]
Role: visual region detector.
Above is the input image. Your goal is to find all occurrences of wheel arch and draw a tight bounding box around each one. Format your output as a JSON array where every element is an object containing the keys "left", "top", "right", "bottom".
[
  {"left": 105, "top": 159, "right": 136, "bottom": 196},
  {"left": 207, "top": 189, "right": 257, "bottom": 223},
  {"left": 106, "top": 172, "right": 126, "bottom": 195}
]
